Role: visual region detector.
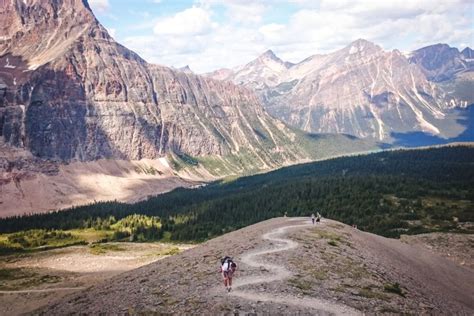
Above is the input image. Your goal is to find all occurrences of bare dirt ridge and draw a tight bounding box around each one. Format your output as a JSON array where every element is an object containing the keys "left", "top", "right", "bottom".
[
  {"left": 227, "top": 221, "right": 360, "bottom": 315},
  {"left": 37, "top": 217, "right": 474, "bottom": 315}
]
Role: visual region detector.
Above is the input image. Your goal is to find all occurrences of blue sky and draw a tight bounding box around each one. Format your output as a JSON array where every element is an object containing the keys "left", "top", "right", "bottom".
[{"left": 89, "top": 0, "right": 474, "bottom": 73}]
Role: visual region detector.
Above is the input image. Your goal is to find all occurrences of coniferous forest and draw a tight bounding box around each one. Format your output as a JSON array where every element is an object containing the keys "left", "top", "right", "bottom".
[{"left": 0, "top": 146, "right": 473, "bottom": 244}]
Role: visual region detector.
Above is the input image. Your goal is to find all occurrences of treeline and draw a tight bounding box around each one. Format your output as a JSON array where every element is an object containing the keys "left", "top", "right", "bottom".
[{"left": 1, "top": 146, "right": 473, "bottom": 241}]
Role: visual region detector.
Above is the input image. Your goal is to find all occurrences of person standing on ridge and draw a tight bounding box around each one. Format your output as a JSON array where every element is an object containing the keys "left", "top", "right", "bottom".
[
  {"left": 316, "top": 212, "right": 321, "bottom": 223},
  {"left": 311, "top": 213, "right": 315, "bottom": 225},
  {"left": 220, "top": 256, "right": 237, "bottom": 292}
]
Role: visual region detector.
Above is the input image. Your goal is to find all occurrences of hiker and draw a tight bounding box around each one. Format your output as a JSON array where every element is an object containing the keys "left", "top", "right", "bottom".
[
  {"left": 316, "top": 212, "right": 321, "bottom": 223},
  {"left": 311, "top": 213, "right": 315, "bottom": 225},
  {"left": 220, "top": 256, "right": 237, "bottom": 292}
]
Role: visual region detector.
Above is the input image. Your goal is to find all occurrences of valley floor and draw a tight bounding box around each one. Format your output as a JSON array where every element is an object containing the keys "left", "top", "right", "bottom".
[
  {"left": 0, "top": 242, "right": 192, "bottom": 315},
  {"left": 0, "top": 153, "right": 207, "bottom": 217},
  {"left": 35, "top": 217, "right": 473, "bottom": 315}
]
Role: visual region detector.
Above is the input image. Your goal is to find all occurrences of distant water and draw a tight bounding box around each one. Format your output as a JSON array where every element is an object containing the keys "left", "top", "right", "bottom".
[{"left": 392, "top": 106, "right": 474, "bottom": 147}]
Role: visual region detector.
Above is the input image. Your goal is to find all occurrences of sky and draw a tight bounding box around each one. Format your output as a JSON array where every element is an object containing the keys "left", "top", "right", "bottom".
[{"left": 88, "top": 0, "right": 474, "bottom": 73}]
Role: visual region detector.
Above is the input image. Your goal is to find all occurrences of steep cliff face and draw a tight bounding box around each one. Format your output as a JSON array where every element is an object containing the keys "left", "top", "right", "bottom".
[
  {"left": 0, "top": 0, "right": 380, "bottom": 216},
  {"left": 209, "top": 40, "right": 472, "bottom": 141},
  {"left": 0, "top": 0, "right": 328, "bottom": 170}
]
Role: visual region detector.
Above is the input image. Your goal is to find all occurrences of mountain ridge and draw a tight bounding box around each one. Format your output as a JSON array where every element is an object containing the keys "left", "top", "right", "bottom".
[
  {"left": 207, "top": 40, "right": 473, "bottom": 142},
  {"left": 1, "top": 0, "right": 373, "bottom": 166},
  {"left": 37, "top": 217, "right": 474, "bottom": 314},
  {"left": 0, "top": 0, "right": 378, "bottom": 217}
]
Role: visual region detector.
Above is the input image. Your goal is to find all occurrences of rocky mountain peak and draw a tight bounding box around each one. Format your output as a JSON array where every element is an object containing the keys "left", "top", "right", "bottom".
[
  {"left": 461, "top": 47, "right": 474, "bottom": 59},
  {"left": 1, "top": 0, "right": 96, "bottom": 34},
  {"left": 260, "top": 49, "right": 278, "bottom": 60},
  {"left": 344, "top": 38, "right": 383, "bottom": 55},
  {"left": 178, "top": 65, "right": 193, "bottom": 74},
  {"left": 409, "top": 43, "right": 471, "bottom": 82},
  {"left": 1, "top": 0, "right": 106, "bottom": 69},
  {"left": 217, "top": 39, "right": 472, "bottom": 142},
  {"left": 255, "top": 49, "right": 292, "bottom": 68},
  {"left": 1, "top": 0, "right": 334, "bottom": 171}
]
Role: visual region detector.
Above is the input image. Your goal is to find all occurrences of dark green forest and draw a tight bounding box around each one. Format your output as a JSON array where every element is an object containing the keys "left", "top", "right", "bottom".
[{"left": 1, "top": 145, "right": 473, "bottom": 241}]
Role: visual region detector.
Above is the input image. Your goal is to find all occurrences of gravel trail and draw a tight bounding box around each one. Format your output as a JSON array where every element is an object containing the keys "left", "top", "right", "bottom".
[{"left": 228, "top": 220, "right": 361, "bottom": 315}]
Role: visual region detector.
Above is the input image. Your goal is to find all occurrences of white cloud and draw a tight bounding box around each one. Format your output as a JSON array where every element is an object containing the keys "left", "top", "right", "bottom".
[
  {"left": 88, "top": 0, "right": 109, "bottom": 13},
  {"left": 153, "top": 6, "right": 214, "bottom": 36},
  {"left": 257, "top": 0, "right": 474, "bottom": 62},
  {"left": 117, "top": 0, "right": 474, "bottom": 73}
]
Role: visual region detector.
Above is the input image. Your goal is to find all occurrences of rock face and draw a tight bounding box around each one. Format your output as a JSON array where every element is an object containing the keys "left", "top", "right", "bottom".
[
  {"left": 408, "top": 43, "right": 474, "bottom": 82},
  {"left": 229, "top": 49, "right": 293, "bottom": 90},
  {"left": 0, "top": 0, "right": 380, "bottom": 216},
  {"left": 0, "top": 0, "right": 338, "bottom": 170},
  {"left": 461, "top": 47, "right": 474, "bottom": 59},
  {"left": 209, "top": 40, "right": 473, "bottom": 141}
]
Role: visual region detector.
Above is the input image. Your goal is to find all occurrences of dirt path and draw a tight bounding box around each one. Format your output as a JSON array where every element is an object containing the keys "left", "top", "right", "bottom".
[
  {"left": 36, "top": 217, "right": 473, "bottom": 315},
  {"left": 227, "top": 219, "right": 361, "bottom": 315},
  {"left": 0, "top": 287, "right": 86, "bottom": 294}
]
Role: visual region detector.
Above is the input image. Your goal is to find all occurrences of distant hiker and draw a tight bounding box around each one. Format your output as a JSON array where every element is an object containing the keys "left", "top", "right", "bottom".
[
  {"left": 316, "top": 212, "right": 321, "bottom": 223},
  {"left": 311, "top": 213, "right": 315, "bottom": 225},
  {"left": 220, "top": 256, "right": 237, "bottom": 292},
  {"left": 284, "top": 211, "right": 288, "bottom": 218}
]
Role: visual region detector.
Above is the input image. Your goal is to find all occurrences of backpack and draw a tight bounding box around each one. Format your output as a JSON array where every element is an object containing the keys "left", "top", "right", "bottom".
[
  {"left": 221, "top": 256, "right": 232, "bottom": 266},
  {"left": 221, "top": 256, "right": 237, "bottom": 270}
]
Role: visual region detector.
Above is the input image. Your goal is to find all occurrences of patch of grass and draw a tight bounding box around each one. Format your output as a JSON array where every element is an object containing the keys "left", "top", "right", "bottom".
[
  {"left": 331, "top": 284, "right": 350, "bottom": 293},
  {"left": 38, "top": 274, "right": 61, "bottom": 283},
  {"left": 0, "top": 242, "right": 23, "bottom": 255},
  {"left": 0, "top": 268, "right": 35, "bottom": 290},
  {"left": 313, "top": 229, "right": 344, "bottom": 242},
  {"left": 160, "top": 247, "right": 181, "bottom": 256},
  {"left": 357, "top": 287, "right": 389, "bottom": 300},
  {"left": 1, "top": 230, "right": 87, "bottom": 255},
  {"left": 89, "top": 243, "right": 125, "bottom": 255},
  {"left": 384, "top": 282, "right": 406, "bottom": 297},
  {"left": 347, "top": 264, "right": 370, "bottom": 279},
  {"left": 134, "top": 164, "right": 163, "bottom": 176},
  {"left": 69, "top": 229, "right": 113, "bottom": 243},
  {"left": 0, "top": 268, "right": 61, "bottom": 290},
  {"left": 327, "top": 240, "right": 338, "bottom": 247},
  {"left": 288, "top": 277, "right": 313, "bottom": 291},
  {"left": 328, "top": 223, "right": 345, "bottom": 229},
  {"left": 310, "top": 269, "right": 328, "bottom": 280},
  {"left": 0, "top": 268, "right": 28, "bottom": 281}
]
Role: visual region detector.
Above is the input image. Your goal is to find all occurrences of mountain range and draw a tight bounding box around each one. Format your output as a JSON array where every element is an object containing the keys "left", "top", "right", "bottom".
[
  {"left": 0, "top": 0, "right": 472, "bottom": 216},
  {"left": 0, "top": 0, "right": 375, "bottom": 216},
  {"left": 207, "top": 40, "right": 474, "bottom": 142}
]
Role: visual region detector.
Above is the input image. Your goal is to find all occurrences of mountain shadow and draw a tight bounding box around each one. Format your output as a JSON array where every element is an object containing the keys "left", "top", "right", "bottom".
[{"left": 391, "top": 105, "right": 474, "bottom": 147}]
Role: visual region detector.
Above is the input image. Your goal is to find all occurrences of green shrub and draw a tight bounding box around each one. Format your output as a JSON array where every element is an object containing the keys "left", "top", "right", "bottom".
[{"left": 384, "top": 282, "right": 406, "bottom": 297}]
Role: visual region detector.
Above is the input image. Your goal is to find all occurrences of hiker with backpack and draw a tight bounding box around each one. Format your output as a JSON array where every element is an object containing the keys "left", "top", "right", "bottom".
[{"left": 220, "top": 256, "right": 237, "bottom": 292}]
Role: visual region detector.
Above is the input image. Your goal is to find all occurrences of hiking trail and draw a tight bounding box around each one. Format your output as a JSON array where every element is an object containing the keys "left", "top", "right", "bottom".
[{"left": 225, "top": 219, "right": 361, "bottom": 315}]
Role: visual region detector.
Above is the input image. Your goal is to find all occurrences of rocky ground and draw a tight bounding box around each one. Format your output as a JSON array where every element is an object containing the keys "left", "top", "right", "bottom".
[
  {"left": 0, "top": 141, "right": 205, "bottom": 217},
  {"left": 0, "top": 242, "right": 191, "bottom": 315},
  {"left": 400, "top": 232, "right": 474, "bottom": 270},
  {"left": 36, "top": 217, "right": 474, "bottom": 315}
]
